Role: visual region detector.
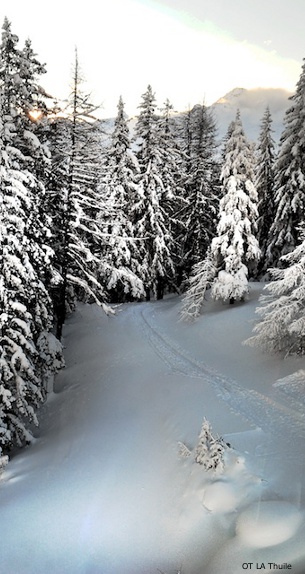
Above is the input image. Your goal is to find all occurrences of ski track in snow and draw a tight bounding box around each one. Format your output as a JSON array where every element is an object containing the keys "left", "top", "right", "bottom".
[{"left": 137, "top": 306, "right": 305, "bottom": 452}]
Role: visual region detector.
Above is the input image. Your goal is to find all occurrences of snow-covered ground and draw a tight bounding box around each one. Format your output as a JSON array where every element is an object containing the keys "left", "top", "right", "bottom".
[{"left": 1, "top": 284, "right": 305, "bottom": 574}]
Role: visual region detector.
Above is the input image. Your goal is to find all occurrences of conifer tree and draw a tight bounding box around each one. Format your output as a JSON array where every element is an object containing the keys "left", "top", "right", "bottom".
[
  {"left": 266, "top": 59, "right": 305, "bottom": 268},
  {"left": 0, "top": 20, "right": 49, "bottom": 177},
  {"left": 172, "top": 107, "right": 193, "bottom": 285},
  {"left": 0, "top": 19, "right": 59, "bottom": 331},
  {"left": 47, "top": 49, "right": 112, "bottom": 338},
  {"left": 0, "top": 99, "right": 58, "bottom": 455},
  {"left": 99, "top": 96, "right": 144, "bottom": 301},
  {"left": 0, "top": 19, "right": 63, "bottom": 454},
  {"left": 220, "top": 110, "right": 255, "bottom": 186},
  {"left": 179, "top": 104, "right": 220, "bottom": 283},
  {"left": 195, "top": 418, "right": 226, "bottom": 472},
  {"left": 156, "top": 98, "right": 183, "bottom": 202},
  {"left": 211, "top": 111, "right": 260, "bottom": 303},
  {"left": 255, "top": 107, "right": 276, "bottom": 277},
  {"left": 132, "top": 85, "right": 176, "bottom": 300},
  {"left": 156, "top": 98, "right": 185, "bottom": 288},
  {"left": 0, "top": 17, "right": 20, "bottom": 115},
  {"left": 0, "top": 18, "right": 54, "bottom": 291},
  {"left": 180, "top": 248, "right": 216, "bottom": 322},
  {"left": 245, "top": 230, "right": 305, "bottom": 355}
]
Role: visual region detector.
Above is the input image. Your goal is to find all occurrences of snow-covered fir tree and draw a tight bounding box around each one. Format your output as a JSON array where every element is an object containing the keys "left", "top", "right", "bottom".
[
  {"left": 221, "top": 119, "right": 235, "bottom": 154},
  {"left": 98, "top": 95, "right": 144, "bottom": 302},
  {"left": 0, "top": 18, "right": 54, "bottom": 292},
  {"left": 0, "top": 19, "right": 66, "bottom": 455},
  {"left": 265, "top": 59, "right": 305, "bottom": 268},
  {"left": 0, "top": 19, "right": 50, "bottom": 180},
  {"left": 211, "top": 111, "right": 260, "bottom": 303},
  {"left": 195, "top": 418, "right": 226, "bottom": 472},
  {"left": 0, "top": 17, "right": 20, "bottom": 116},
  {"left": 255, "top": 107, "right": 276, "bottom": 277},
  {"left": 220, "top": 110, "right": 256, "bottom": 186},
  {"left": 156, "top": 98, "right": 183, "bottom": 201},
  {"left": 0, "top": 102, "right": 60, "bottom": 455},
  {"left": 132, "top": 85, "right": 176, "bottom": 300},
  {"left": 155, "top": 98, "right": 185, "bottom": 287},
  {"left": 178, "top": 104, "right": 220, "bottom": 284},
  {"left": 180, "top": 248, "right": 216, "bottom": 322},
  {"left": 245, "top": 230, "right": 305, "bottom": 355}
]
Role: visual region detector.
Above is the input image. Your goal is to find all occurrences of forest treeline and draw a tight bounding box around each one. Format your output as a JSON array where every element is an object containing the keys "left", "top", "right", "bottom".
[{"left": 1, "top": 17, "right": 305, "bottom": 458}]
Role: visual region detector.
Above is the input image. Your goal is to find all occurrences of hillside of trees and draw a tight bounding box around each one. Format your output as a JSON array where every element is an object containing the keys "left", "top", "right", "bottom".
[{"left": 1, "top": 17, "right": 305, "bottom": 460}]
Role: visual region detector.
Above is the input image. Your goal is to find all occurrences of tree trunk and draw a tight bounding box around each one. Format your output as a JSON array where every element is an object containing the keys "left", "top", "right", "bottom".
[
  {"left": 145, "top": 287, "right": 151, "bottom": 301},
  {"left": 156, "top": 277, "right": 164, "bottom": 300}
]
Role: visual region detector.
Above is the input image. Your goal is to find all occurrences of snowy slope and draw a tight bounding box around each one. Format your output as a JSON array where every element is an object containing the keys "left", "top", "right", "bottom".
[{"left": 1, "top": 288, "right": 305, "bottom": 574}]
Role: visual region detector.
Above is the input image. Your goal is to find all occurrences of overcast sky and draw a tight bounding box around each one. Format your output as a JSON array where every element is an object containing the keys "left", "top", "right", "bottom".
[{"left": 0, "top": 0, "right": 303, "bottom": 117}]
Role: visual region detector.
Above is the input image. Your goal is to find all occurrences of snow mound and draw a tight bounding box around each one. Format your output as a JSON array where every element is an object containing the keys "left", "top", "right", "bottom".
[
  {"left": 275, "top": 369, "right": 305, "bottom": 389},
  {"left": 236, "top": 501, "right": 303, "bottom": 547},
  {"left": 202, "top": 480, "right": 240, "bottom": 512},
  {"left": 201, "top": 451, "right": 264, "bottom": 513},
  {"left": 274, "top": 370, "right": 305, "bottom": 406}
]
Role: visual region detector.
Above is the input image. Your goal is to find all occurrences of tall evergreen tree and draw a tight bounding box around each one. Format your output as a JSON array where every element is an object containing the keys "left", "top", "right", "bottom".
[
  {"left": 156, "top": 98, "right": 182, "bottom": 202},
  {"left": 0, "top": 42, "right": 61, "bottom": 455},
  {"left": 0, "top": 147, "right": 54, "bottom": 452},
  {"left": 47, "top": 49, "right": 112, "bottom": 338},
  {"left": 255, "top": 107, "right": 276, "bottom": 277},
  {"left": 0, "top": 17, "right": 58, "bottom": 332},
  {"left": 211, "top": 111, "right": 260, "bottom": 303},
  {"left": 0, "top": 20, "right": 49, "bottom": 173},
  {"left": 180, "top": 112, "right": 260, "bottom": 318},
  {"left": 0, "top": 17, "right": 20, "bottom": 116},
  {"left": 132, "top": 85, "right": 176, "bottom": 300},
  {"left": 266, "top": 59, "right": 305, "bottom": 268},
  {"left": 0, "top": 18, "right": 54, "bottom": 291},
  {"left": 99, "top": 96, "right": 144, "bottom": 301},
  {"left": 156, "top": 98, "right": 185, "bottom": 288},
  {"left": 220, "top": 110, "right": 255, "bottom": 186},
  {"left": 178, "top": 103, "right": 220, "bottom": 284}
]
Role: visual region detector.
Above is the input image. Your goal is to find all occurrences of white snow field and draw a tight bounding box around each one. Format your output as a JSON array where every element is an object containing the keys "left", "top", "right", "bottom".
[{"left": 1, "top": 284, "right": 305, "bottom": 574}]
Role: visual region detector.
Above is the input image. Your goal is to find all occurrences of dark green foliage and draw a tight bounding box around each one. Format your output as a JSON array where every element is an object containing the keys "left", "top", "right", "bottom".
[{"left": 176, "top": 104, "right": 220, "bottom": 285}]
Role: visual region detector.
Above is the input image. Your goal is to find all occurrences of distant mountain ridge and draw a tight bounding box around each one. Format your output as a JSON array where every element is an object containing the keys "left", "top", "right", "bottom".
[
  {"left": 102, "top": 87, "right": 293, "bottom": 146},
  {"left": 210, "top": 87, "right": 293, "bottom": 143}
]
